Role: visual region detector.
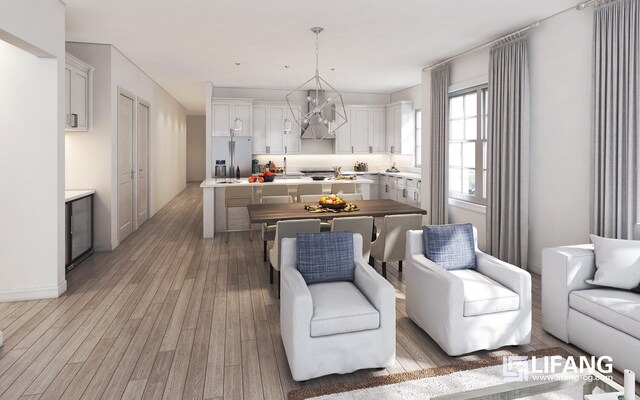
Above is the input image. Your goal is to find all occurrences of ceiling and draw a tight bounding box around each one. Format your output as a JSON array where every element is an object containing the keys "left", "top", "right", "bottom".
[{"left": 64, "top": 0, "right": 576, "bottom": 114}]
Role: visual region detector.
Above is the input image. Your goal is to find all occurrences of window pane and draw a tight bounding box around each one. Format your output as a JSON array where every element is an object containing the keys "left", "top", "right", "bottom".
[
  {"left": 483, "top": 170, "right": 487, "bottom": 198},
  {"left": 416, "top": 149, "right": 421, "bottom": 166},
  {"left": 450, "top": 120, "right": 464, "bottom": 140},
  {"left": 416, "top": 110, "right": 422, "bottom": 129},
  {"left": 449, "top": 143, "right": 461, "bottom": 167},
  {"left": 450, "top": 168, "right": 462, "bottom": 193},
  {"left": 450, "top": 96, "right": 464, "bottom": 119},
  {"left": 462, "top": 142, "right": 475, "bottom": 168},
  {"left": 463, "top": 169, "right": 476, "bottom": 196},
  {"left": 483, "top": 142, "right": 487, "bottom": 169},
  {"left": 464, "top": 93, "right": 477, "bottom": 117},
  {"left": 465, "top": 117, "right": 477, "bottom": 140}
]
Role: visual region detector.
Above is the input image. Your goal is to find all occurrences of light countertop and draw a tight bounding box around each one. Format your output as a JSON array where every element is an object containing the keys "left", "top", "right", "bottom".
[
  {"left": 342, "top": 171, "right": 422, "bottom": 180},
  {"left": 200, "top": 177, "right": 374, "bottom": 188},
  {"left": 65, "top": 190, "right": 95, "bottom": 202}
]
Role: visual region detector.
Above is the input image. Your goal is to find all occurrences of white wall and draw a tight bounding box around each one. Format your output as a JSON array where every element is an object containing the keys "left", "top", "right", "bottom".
[
  {"left": 66, "top": 43, "right": 187, "bottom": 251},
  {"left": 391, "top": 84, "right": 421, "bottom": 109},
  {"left": 187, "top": 115, "right": 206, "bottom": 181},
  {"left": 0, "top": 0, "right": 67, "bottom": 300},
  {"left": 419, "top": 8, "right": 594, "bottom": 271}
]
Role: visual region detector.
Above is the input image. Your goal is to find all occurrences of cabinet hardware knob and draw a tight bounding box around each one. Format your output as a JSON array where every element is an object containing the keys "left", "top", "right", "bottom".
[{"left": 72, "top": 113, "right": 79, "bottom": 128}]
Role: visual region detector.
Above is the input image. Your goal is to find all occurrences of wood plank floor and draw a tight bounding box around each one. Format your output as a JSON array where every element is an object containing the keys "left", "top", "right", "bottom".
[{"left": 0, "top": 183, "right": 636, "bottom": 399}]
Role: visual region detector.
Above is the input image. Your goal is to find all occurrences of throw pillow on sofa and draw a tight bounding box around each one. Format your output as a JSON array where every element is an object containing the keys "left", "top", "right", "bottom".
[
  {"left": 587, "top": 234, "right": 640, "bottom": 290},
  {"left": 296, "top": 231, "right": 354, "bottom": 285},
  {"left": 423, "top": 223, "right": 477, "bottom": 270}
]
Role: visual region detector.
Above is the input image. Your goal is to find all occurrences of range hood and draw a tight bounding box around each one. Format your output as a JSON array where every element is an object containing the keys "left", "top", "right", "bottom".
[{"left": 301, "top": 90, "right": 336, "bottom": 139}]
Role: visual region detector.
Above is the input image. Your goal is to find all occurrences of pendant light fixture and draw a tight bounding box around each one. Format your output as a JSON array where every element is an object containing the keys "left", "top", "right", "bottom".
[
  {"left": 286, "top": 27, "right": 347, "bottom": 141},
  {"left": 283, "top": 65, "right": 292, "bottom": 133},
  {"left": 233, "top": 62, "right": 243, "bottom": 132}
]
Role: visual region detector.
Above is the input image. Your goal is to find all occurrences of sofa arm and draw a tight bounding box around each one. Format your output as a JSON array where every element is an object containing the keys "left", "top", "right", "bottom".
[
  {"left": 541, "top": 245, "right": 596, "bottom": 342},
  {"left": 476, "top": 251, "right": 531, "bottom": 309},
  {"left": 280, "top": 239, "right": 313, "bottom": 352},
  {"left": 354, "top": 259, "right": 396, "bottom": 321}
]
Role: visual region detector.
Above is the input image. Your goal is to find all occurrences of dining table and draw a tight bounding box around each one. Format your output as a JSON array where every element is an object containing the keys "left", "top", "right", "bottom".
[{"left": 247, "top": 199, "right": 427, "bottom": 224}]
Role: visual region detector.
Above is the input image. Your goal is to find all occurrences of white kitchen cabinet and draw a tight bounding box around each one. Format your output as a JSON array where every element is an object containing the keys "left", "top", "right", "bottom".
[
  {"left": 211, "top": 98, "right": 252, "bottom": 136},
  {"left": 252, "top": 102, "right": 301, "bottom": 154},
  {"left": 65, "top": 53, "right": 93, "bottom": 132},
  {"left": 362, "top": 174, "right": 380, "bottom": 200},
  {"left": 378, "top": 173, "right": 422, "bottom": 208},
  {"left": 335, "top": 105, "right": 385, "bottom": 154},
  {"left": 385, "top": 101, "right": 414, "bottom": 155}
]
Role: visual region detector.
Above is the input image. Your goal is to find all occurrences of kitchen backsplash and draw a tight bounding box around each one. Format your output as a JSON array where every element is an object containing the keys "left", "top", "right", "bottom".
[{"left": 253, "top": 153, "right": 419, "bottom": 174}]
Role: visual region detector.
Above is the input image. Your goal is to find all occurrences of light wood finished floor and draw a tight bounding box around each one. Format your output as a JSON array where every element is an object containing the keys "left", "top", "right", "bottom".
[{"left": 0, "top": 183, "right": 636, "bottom": 400}]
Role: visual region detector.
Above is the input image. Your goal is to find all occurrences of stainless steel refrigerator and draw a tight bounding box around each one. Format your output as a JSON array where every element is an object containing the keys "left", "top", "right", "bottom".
[{"left": 212, "top": 135, "right": 252, "bottom": 178}]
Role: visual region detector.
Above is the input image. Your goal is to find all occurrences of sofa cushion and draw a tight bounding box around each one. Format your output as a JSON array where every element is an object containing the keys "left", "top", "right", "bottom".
[
  {"left": 423, "top": 223, "right": 477, "bottom": 270},
  {"left": 570, "top": 289, "right": 640, "bottom": 340},
  {"left": 296, "top": 231, "right": 354, "bottom": 285},
  {"left": 587, "top": 234, "right": 640, "bottom": 290},
  {"left": 308, "top": 281, "right": 380, "bottom": 337},
  {"left": 449, "top": 269, "right": 520, "bottom": 317}
]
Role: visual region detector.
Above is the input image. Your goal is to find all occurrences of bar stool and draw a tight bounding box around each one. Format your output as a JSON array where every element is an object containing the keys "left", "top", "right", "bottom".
[
  {"left": 224, "top": 186, "right": 254, "bottom": 243},
  {"left": 331, "top": 182, "right": 357, "bottom": 195},
  {"left": 296, "top": 184, "right": 324, "bottom": 202}
]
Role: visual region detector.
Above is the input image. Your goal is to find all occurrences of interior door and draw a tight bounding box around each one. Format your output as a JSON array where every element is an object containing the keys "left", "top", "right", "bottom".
[
  {"left": 137, "top": 101, "right": 149, "bottom": 227},
  {"left": 118, "top": 92, "right": 135, "bottom": 242}
]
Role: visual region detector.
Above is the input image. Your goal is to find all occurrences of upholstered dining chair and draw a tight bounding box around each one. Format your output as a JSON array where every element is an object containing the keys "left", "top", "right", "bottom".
[
  {"left": 331, "top": 182, "right": 357, "bottom": 195},
  {"left": 339, "top": 193, "right": 364, "bottom": 201},
  {"left": 260, "top": 195, "right": 293, "bottom": 261},
  {"left": 224, "top": 186, "right": 254, "bottom": 243},
  {"left": 331, "top": 216, "right": 374, "bottom": 261},
  {"left": 269, "top": 219, "right": 321, "bottom": 295},
  {"left": 280, "top": 232, "right": 396, "bottom": 381},
  {"left": 261, "top": 184, "right": 289, "bottom": 197},
  {"left": 405, "top": 224, "right": 531, "bottom": 356},
  {"left": 299, "top": 194, "right": 323, "bottom": 203},
  {"left": 296, "top": 184, "right": 324, "bottom": 202},
  {"left": 370, "top": 214, "right": 422, "bottom": 277}
]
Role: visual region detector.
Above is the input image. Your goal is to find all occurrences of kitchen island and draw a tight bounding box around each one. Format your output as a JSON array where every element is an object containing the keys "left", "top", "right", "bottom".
[{"left": 199, "top": 177, "right": 373, "bottom": 238}]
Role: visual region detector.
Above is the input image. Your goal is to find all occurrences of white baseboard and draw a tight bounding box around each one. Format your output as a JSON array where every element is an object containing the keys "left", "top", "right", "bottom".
[{"left": 0, "top": 280, "right": 67, "bottom": 302}]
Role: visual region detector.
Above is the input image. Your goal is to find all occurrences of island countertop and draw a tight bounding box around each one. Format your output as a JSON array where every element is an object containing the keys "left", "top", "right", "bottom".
[{"left": 200, "top": 177, "right": 374, "bottom": 188}]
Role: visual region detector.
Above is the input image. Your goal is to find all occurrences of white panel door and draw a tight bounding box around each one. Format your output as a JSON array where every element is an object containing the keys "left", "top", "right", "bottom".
[
  {"left": 212, "top": 103, "right": 231, "bottom": 136},
  {"left": 370, "top": 109, "right": 385, "bottom": 154},
  {"left": 268, "top": 106, "right": 285, "bottom": 154},
  {"left": 118, "top": 93, "right": 135, "bottom": 242},
  {"left": 252, "top": 106, "right": 267, "bottom": 153},
  {"left": 137, "top": 102, "right": 149, "bottom": 227},
  {"left": 352, "top": 109, "right": 370, "bottom": 154}
]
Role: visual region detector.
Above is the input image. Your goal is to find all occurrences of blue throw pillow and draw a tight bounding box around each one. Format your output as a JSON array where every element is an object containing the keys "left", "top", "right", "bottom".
[
  {"left": 296, "top": 231, "right": 355, "bottom": 285},
  {"left": 423, "top": 223, "right": 477, "bottom": 270}
]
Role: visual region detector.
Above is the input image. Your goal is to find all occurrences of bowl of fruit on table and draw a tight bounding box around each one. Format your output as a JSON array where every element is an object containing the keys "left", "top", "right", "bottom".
[{"left": 319, "top": 194, "right": 347, "bottom": 209}]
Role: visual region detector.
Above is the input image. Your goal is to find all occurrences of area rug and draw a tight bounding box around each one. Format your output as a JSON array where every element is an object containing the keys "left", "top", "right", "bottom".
[{"left": 288, "top": 347, "right": 580, "bottom": 400}]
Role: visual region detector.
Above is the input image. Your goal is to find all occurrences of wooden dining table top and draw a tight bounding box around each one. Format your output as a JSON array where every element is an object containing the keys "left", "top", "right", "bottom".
[{"left": 247, "top": 199, "right": 427, "bottom": 224}]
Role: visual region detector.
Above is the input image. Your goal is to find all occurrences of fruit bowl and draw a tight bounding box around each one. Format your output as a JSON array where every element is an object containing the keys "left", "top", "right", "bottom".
[
  {"left": 319, "top": 194, "right": 347, "bottom": 209},
  {"left": 320, "top": 202, "right": 347, "bottom": 210},
  {"left": 263, "top": 175, "right": 275, "bottom": 182}
]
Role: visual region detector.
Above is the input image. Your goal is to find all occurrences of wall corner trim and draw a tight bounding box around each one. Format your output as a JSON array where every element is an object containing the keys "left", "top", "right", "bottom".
[{"left": 0, "top": 280, "right": 67, "bottom": 302}]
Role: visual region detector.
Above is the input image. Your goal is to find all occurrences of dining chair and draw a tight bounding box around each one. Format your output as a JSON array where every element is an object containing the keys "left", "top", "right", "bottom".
[
  {"left": 331, "top": 216, "right": 374, "bottom": 261},
  {"left": 331, "top": 182, "right": 357, "bottom": 195},
  {"left": 298, "top": 194, "right": 331, "bottom": 231},
  {"left": 261, "top": 184, "right": 289, "bottom": 197},
  {"left": 370, "top": 214, "right": 423, "bottom": 278},
  {"left": 224, "top": 186, "right": 254, "bottom": 243},
  {"left": 269, "top": 219, "right": 321, "bottom": 296},
  {"left": 340, "top": 193, "right": 364, "bottom": 201},
  {"left": 260, "top": 195, "right": 293, "bottom": 261},
  {"left": 296, "top": 184, "right": 324, "bottom": 202}
]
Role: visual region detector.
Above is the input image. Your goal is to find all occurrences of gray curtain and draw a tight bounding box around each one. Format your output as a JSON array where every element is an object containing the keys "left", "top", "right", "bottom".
[
  {"left": 593, "top": 0, "right": 640, "bottom": 239},
  {"left": 430, "top": 63, "right": 450, "bottom": 225},
  {"left": 486, "top": 36, "right": 530, "bottom": 268}
]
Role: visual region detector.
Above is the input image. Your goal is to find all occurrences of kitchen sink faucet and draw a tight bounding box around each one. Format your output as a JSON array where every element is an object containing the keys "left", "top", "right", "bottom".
[{"left": 283, "top": 157, "right": 287, "bottom": 179}]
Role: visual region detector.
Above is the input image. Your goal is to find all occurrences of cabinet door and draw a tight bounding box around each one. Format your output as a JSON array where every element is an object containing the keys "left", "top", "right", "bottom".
[
  {"left": 65, "top": 67, "right": 72, "bottom": 128},
  {"left": 335, "top": 109, "right": 352, "bottom": 154},
  {"left": 352, "top": 109, "right": 370, "bottom": 154},
  {"left": 233, "top": 104, "right": 251, "bottom": 136},
  {"left": 268, "top": 107, "right": 285, "bottom": 154},
  {"left": 71, "top": 196, "right": 92, "bottom": 260},
  {"left": 393, "top": 107, "right": 402, "bottom": 154},
  {"left": 386, "top": 107, "right": 395, "bottom": 154},
  {"left": 370, "top": 109, "right": 385, "bottom": 154},
  {"left": 212, "top": 103, "right": 231, "bottom": 136},
  {"left": 252, "top": 106, "right": 267, "bottom": 153},
  {"left": 70, "top": 70, "right": 88, "bottom": 130},
  {"left": 284, "top": 107, "right": 301, "bottom": 154}
]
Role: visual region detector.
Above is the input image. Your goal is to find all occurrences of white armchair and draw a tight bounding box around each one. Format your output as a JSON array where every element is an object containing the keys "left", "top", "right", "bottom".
[
  {"left": 280, "top": 234, "right": 396, "bottom": 381},
  {"left": 405, "top": 229, "right": 532, "bottom": 356}
]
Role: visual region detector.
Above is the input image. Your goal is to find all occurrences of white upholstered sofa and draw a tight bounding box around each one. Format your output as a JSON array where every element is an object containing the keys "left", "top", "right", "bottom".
[
  {"left": 280, "top": 234, "right": 396, "bottom": 381},
  {"left": 542, "top": 244, "right": 640, "bottom": 381},
  {"left": 405, "top": 229, "right": 532, "bottom": 356}
]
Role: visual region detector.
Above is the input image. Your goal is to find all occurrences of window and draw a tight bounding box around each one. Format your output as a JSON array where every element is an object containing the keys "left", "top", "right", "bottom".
[
  {"left": 448, "top": 86, "right": 488, "bottom": 204},
  {"left": 415, "top": 109, "right": 422, "bottom": 167}
]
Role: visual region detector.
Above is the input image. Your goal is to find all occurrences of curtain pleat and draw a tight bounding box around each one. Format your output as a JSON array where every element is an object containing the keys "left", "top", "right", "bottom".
[
  {"left": 430, "top": 63, "right": 451, "bottom": 225},
  {"left": 593, "top": 0, "right": 640, "bottom": 239},
  {"left": 486, "top": 36, "right": 530, "bottom": 268}
]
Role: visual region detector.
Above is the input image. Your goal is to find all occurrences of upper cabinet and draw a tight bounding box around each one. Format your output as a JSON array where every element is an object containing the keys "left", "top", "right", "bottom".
[
  {"left": 65, "top": 53, "right": 93, "bottom": 132},
  {"left": 385, "top": 101, "right": 414, "bottom": 155},
  {"left": 252, "top": 102, "right": 301, "bottom": 154},
  {"left": 211, "top": 98, "right": 252, "bottom": 136},
  {"left": 335, "top": 105, "right": 386, "bottom": 154}
]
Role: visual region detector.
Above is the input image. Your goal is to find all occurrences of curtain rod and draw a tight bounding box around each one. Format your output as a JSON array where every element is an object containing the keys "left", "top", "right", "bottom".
[{"left": 422, "top": 0, "right": 598, "bottom": 72}]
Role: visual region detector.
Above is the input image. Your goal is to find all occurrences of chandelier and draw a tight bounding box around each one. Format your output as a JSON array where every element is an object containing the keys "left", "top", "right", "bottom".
[{"left": 286, "top": 27, "right": 347, "bottom": 141}]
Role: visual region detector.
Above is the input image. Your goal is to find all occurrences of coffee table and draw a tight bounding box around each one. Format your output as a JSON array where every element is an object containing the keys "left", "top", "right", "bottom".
[{"left": 432, "top": 370, "right": 636, "bottom": 400}]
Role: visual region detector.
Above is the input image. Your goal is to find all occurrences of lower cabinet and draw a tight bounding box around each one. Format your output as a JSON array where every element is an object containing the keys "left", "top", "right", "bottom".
[{"left": 65, "top": 194, "right": 94, "bottom": 270}]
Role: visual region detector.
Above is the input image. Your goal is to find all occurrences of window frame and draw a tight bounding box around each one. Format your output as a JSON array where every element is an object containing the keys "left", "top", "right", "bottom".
[
  {"left": 415, "top": 109, "right": 422, "bottom": 167},
  {"left": 447, "top": 85, "right": 488, "bottom": 205}
]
